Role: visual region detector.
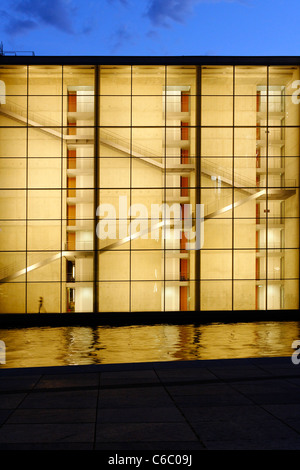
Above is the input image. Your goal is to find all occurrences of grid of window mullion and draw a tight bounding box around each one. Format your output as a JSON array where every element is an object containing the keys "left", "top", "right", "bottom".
[{"left": 1, "top": 64, "right": 299, "bottom": 315}]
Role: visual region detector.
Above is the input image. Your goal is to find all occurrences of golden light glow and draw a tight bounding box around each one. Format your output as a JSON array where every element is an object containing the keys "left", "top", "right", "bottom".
[
  {"left": 0, "top": 64, "right": 299, "bottom": 313},
  {"left": 1, "top": 321, "right": 299, "bottom": 368}
]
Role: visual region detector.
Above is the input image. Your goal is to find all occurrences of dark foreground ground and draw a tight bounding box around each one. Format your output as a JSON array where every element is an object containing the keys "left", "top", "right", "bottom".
[{"left": 1, "top": 356, "right": 300, "bottom": 452}]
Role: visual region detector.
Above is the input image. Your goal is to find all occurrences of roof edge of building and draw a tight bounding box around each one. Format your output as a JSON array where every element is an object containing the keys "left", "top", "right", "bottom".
[{"left": 0, "top": 55, "right": 300, "bottom": 66}]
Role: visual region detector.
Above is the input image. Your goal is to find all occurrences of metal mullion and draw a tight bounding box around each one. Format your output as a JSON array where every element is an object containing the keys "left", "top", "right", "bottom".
[
  {"left": 266, "top": 66, "right": 269, "bottom": 311},
  {"left": 130, "top": 65, "right": 132, "bottom": 312},
  {"left": 25, "top": 65, "right": 29, "bottom": 313},
  {"left": 60, "top": 66, "right": 64, "bottom": 313},
  {"left": 232, "top": 66, "right": 235, "bottom": 312},
  {"left": 164, "top": 65, "right": 167, "bottom": 313},
  {"left": 195, "top": 65, "right": 201, "bottom": 312},
  {"left": 94, "top": 64, "right": 99, "bottom": 314}
]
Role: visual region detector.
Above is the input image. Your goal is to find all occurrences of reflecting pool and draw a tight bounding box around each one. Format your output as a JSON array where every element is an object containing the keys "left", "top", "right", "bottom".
[{"left": 0, "top": 321, "right": 299, "bottom": 369}]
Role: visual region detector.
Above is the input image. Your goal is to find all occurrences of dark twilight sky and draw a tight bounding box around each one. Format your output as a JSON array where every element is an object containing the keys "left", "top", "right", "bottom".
[{"left": 0, "top": 0, "right": 299, "bottom": 57}]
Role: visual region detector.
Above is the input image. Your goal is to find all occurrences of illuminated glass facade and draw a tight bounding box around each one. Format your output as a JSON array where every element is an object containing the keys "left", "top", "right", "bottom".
[{"left": 0, "top": 57, "right": 299, "bottom": 315}]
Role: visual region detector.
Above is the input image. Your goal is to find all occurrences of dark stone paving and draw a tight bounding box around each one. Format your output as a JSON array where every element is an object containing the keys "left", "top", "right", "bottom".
[{"left": 1, "top": 357, "right": 300, "bottom": 450}]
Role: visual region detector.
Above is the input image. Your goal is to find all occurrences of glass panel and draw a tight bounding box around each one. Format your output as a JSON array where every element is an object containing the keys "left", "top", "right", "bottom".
[
  {"left": 99, "top": 282, "right": 130, "bottom": 312},
  {"left": 26, "top": 253, "right": 61, "bottom": 282},
  {"left": 0, "top": 127, "right": 27, "bottom": 157},
  {"left": 99, "top": 96, "right": 131, "bottom": 126},
  {"left": 256, "top": 282, "right": 266, "bottom": 310},
  {"left": 73, "top": 256, "right": 93, "bottom": 282},
  {"left": 201, "top": 188, "right": 233, "bottom": 219},
  {"left": 28, "top": 66, "right": 62, "bottom": 95},
  {"left": 201, "top": 96, "right": 233, "bottom": 126},
  {"left": 201, "top": 128, "right": 233, "bottom": 157},
  {"left": 100, "top": 65, "right": 131, "bottom": 95},
  {"left": 98, "top": 219, "right": 130, "bottom": 251},
  {"left": 0, "top": 158, "right": 26, "bottom": 189},
  {"left": 66, "top": 156, "right": 94, "bottom": 178},
  {"left": 98, "top": 189, "right": 130, "bottom": 219},
  {"left": 0, "top": 96, "right": 28, "bottom": 126},
  {"left": 131, "top": 251, "right": 163, "bottom": 281},
  {"left": 132, "top": 96, "right": 163, "bottom": 126},
  {"left": 28, "top": 96, "right": 62, "bottom": 126},
  {"left": 131, "top": 188, "right": 164, "bottom": 209},
  {"left": 165, "top": 95, "right": 196, "bottom": 126},
  {"left": 266, "top": 282, "right": 283, "bottom": 310},
  {"left": 0, "top": 283, "right": 26, "bottom": 313},
  {"left": 27, "top": 283, "right": 61, "bottom": 313},
  {"left": 285, "top": 217, "right": 299, "bottom": 248},
  {"left": 234, "top": 157, "right": 258, "bottom": 188},
  {"left": 27, "top": 220, "right": 61, "bottom": 251},
  {"left": 268, "top": 66, "right": 300, "bottom": 94},
  {"left": 234, "top": 128, "right": 257, "bottom": 158},
  {"left": 164, "top": 280, "right": 192, "bottom": 311},
  {"left": 99, "top": 251, "right": 130, "bottom": 281},
  {"left": 234, "top": 95, "right": 257, "bottom": 126},
  {"left": 233, "top": 280, "right": 257, "bottom": 310},
  {"left": 234, "top": 219, "right": 256, "bottom": 249},
  {"left": 0, "top": 65, "right": 27, "bottom": 96},
  {"left": 132, "top": 65, "right": 165, "bottom": 95},
  {"left": 234, "top": 250, "right": 256, "bottom": 279},
  {"left": 0, "top": 252, "right": 26, "bottom": 283},
  {"left": 235, "top": 66, "right": 267, "bottom": 95},
  {"left": 28, "top": 127, "right": 62, "bottom": 157},
  {"left": 99, "top": 128, "right": 131, "bottom": 166},
  {"left": 72, "top": 283, "right": 93, "bottom": 312},
  {"left": 201, "top": 250, "right": 232, "bottom": 279},
  {"left": 283, "top": 280, "right": 299, "bottom": 309},
  {"left": 63, "top": 65, "right": 94, "bottom": 91},
  {"left": 28, "top": 158, "right": 61, "bottom": 188},
  {"left": 132, "top": 127, "right": 163, "bottom": 163},
  {"left": 201, "top": 66, "right": 233, "bottom": 95},
  {"left": 28, "top": 190, "right": 61, "bottom": 219},
  {"left": 200, "top": 280, "right": 232, "bottom": 310},
  {"left": 0, "top": 189, "right": 25, "bottom": 219},
  {"left": 278, "top": 248, "right": 298, "bottom": 279},
  {"left": 100, "top": 157, "right": 130, "bottom": 188},
  {"left": 131, "top": 281, "right": 162, "bottom": 311},
  {"left": 203, "top": 219, "right": 232, "bottom": 249},
  {"left": 167, "top": 66, "right": 197, "bottom": 93},
  {"left": 284, "top": 129, "right": 300, "bottom": 165},
  {"left": 201, "top": 157, "right": 232, "bottom": 187},
  {"left": 132, "top": 158, "right": 162, "bottom": 188},
  {"left": 130, "top": 224, "right": 162, "bottom": 250},
  {"left": 0, "top": 221, "right": 26, "bottom": 250},
  {"left": 234, "top": 187, "right": 261, "bottom": 219}
]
